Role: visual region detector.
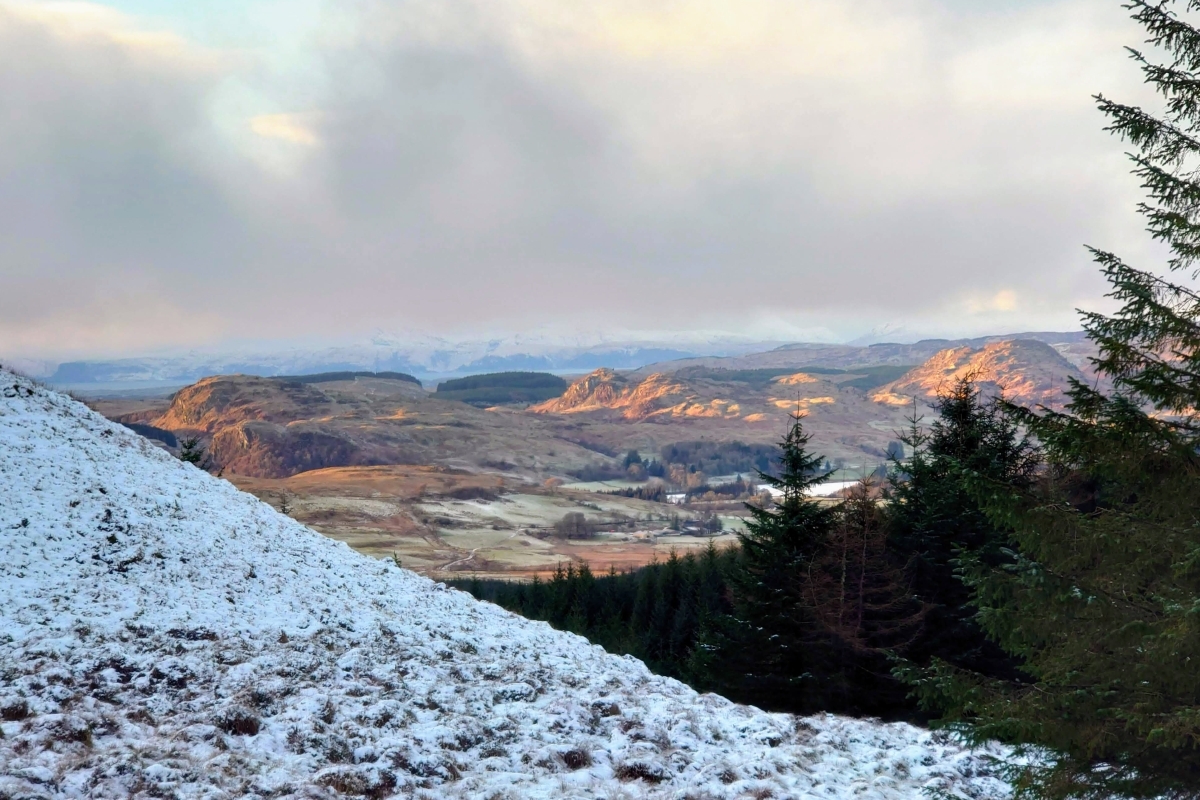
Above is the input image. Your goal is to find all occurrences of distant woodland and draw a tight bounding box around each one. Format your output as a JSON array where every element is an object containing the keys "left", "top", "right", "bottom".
[{"left": 435, "top": 371, "right": 567, "bottom": 407}]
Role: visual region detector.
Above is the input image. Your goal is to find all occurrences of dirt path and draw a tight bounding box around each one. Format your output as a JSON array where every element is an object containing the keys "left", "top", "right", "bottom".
[
  {"left": 441, "top": 547, "right": 481, "bottom": 570},
  {"left": 438, "top": 530, "right": 524, "bottom": 571}
]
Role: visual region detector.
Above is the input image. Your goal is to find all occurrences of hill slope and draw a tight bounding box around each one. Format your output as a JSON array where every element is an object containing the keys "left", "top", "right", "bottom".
[
  {"left": 145, "top": 373, "right": 608, "bottom": 479},
  {"left": 871, "top": 340, "right": 1086, "bottom": 409},
  {"left": 0, "top": 371, "right": 1012, "bottom": 798},
  {"left": 528, "top": 368, "right": 928, "bottom": 463}
]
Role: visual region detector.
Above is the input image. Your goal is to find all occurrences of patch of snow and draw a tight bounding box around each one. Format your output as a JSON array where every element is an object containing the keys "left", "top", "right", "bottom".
[{"left": 0, "top": 370, "right": 1013, "bottom": 798}]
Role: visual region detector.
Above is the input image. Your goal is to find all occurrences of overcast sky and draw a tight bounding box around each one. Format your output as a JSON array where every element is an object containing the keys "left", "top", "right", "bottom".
[{"left": 0, "top": 0, "right": 1164, "bottom": 359}]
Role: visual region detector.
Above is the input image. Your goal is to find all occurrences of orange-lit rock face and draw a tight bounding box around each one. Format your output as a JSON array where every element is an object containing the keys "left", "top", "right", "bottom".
[
  {"left": 531, "top": 368, "right": 631, "bottom": 414},
  {"left": 871, "top": 340, "right": 1084, "bottom": 409},
  {"left": 775, "top": 372, "right": 821, "bottom": 386},
  {"left": 534, "top": 368, "right": 859, "bottom": 426},
  {"left": 531, "top": 370, "right": 697, "bottom": 421}
]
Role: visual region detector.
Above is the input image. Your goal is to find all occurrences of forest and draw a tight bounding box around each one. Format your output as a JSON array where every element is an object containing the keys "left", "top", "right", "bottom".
[{"left": 434, "top": 371, "right": 568, "bottom": 406}]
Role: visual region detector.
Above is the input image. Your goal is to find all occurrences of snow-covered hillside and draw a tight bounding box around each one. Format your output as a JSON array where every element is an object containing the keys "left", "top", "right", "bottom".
[{"left": 0, "top": 370, "right": 1012, "bottom": 799}]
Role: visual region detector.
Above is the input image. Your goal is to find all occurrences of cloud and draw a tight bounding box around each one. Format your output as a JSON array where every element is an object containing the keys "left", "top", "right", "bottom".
[
  {"left": 250, "top": 113, "right": 320, "bottom": 146},
  {"left": 967, "top": 290, "right": 1020, "bottom": 314},
  {"left": 0, "top": 0, "right": 1157, "bottom": 359},
  {"left": 0, "top": 2, "right": 253, "bottom": 356}
]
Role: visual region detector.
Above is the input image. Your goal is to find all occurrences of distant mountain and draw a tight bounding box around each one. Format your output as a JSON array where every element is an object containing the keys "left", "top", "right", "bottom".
[
  {"left": 531, "top": 337, "right": 1091, "bottom": 461},
  {"left": 37, "top": 330, "right": 1096, "bottom": 394},
  {"left": 532, "top": 369, "right": 708, "bottom": 422},
  {"left": 634, "top": 331, "right": 1092, "bottom": 375},
  {"left": 44, "top": 332, "right": 792, "bottom": 388}
]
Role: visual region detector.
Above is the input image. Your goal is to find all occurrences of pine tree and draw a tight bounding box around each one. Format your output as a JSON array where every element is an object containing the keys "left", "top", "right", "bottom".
[
  {"left": 888, "top": 379, "right": 1036, "bottom": 679},
  {"left": 917, "top": 4, "right": 1200, "bottom": 797},
  {"left": 178, "top": 436, "right": 213, "bottom": 471},
  {"left": 721, "top": 412, "right": 838, "bottom": 712}
]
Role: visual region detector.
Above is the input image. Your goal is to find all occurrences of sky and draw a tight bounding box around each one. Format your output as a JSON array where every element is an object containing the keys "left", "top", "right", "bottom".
[{"left": 0, "top": 0, "right": 1166, "bottom": 360}]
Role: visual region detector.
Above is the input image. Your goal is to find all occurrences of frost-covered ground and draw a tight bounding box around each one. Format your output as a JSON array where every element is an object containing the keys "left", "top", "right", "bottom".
[{"left": 0, "top": 370, "right": 1013, "bottom": 799}]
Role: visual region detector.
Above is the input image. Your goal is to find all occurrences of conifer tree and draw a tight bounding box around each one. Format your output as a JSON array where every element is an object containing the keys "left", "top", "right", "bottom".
[
  {"left": 178, "top": 436, "right": 213, "bottom": 471},
  {"left": 888, "top": 379, "right": 1036, "bottom": 679},
  {"left": 721, "top": 412, "right": 838, "bottom": 712},
  {"left": 917, "top": 4, "right": 1200, "bottom": 797}
]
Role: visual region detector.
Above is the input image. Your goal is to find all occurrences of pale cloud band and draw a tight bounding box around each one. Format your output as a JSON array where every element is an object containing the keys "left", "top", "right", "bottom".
[
  {"left": 250, "top": 113, "right": 321, "bottom": 147},
  {"left": 0, "top": 0, "right": 1154, "bottom": 359}
]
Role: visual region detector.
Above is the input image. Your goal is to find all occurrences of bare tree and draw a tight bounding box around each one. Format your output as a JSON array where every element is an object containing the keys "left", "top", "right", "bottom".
[{"left": 554, "top": 512, "right": 596, "bottom": 540}]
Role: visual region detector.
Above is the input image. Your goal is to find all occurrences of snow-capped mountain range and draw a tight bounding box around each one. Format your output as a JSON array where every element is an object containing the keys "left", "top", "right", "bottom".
[
  {"left": 34, "top": 331, "right": 799, "bottom": 387},
  {"left": 0, "top": 369, "right": 1015, "bottom": 797}
]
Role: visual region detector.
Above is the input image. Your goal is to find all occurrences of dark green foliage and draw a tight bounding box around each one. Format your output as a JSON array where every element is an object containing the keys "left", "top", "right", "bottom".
[
  {"left": 837, "top": 365, "right": 917, "bottom": 392},
  {"left": 929, "top": 399, "right": 1200, "bottom": 800},
  {"left": 275, "top": 371, "right": 421, "bottom": 385},
  {"left": 437, "top": 371, "right": 567, "bottom": 393},
  {"left": 887, "top": 379, "right": 1036, "bottom": 680},
  {"left": 178, "top": 437, "right": 213, "bottom": 471},
  {"left": 435, "top": 372, "right": 567, "bottom": 407},
  {"left": 913, "top": 4, "right": 1200, "bottom": 798},
  {"left": 452, "top": 544, "right": 738, "bottom": 684},
  {"left": 659, "top": 441, "right": 781, "bottom": 477},
  {"left": 603, "top": 483, "right": 668, "bottom": 502},
  {"left": 553, "top": 511, "right": 596, "bottom": 539},
  {"left": 684, "top": 477, "right": 757, "bottom": 501},
  {"left": 568, "top": 464, "right": 627, "bottom": 482},
  {"left": 726, "top": 414, "right": 835, "bottom": 710}
]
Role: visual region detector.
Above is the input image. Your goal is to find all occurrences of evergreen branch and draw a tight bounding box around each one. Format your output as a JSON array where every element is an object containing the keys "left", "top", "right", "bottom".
[
  {"left": 1098, "top": 95, "right": 1200, "bottom": 164},
  {"left": 1130, "top": 48, "right": 1200, "bottom": 129},
  {"left": 1127, "top": 1, "right": 1200, "bottom": 73}
]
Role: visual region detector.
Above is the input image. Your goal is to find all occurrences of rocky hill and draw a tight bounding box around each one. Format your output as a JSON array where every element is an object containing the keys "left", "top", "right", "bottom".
[
  {"left": 871, "top": 339, "right": 1086, "bottom": 409},
  {"left": 531, "top": 369, "right": 746, "bottom": 422},
  {"left": 143, "top": 374, "right": 607, "bottom": 479},
  {"left": 530, "top": 367, "right": 926, "bottom": 464},
  {"left": 531, "top": 367, "right": 874, "bottom": 424},
  {"left": 0, "top": 370, "right": 1014, "bottom": 798}
]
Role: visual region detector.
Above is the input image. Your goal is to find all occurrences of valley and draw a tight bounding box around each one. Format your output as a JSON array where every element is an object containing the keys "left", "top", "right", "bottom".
[{"left": 86, "top": 333, "right": 1091, "bottom": 579}]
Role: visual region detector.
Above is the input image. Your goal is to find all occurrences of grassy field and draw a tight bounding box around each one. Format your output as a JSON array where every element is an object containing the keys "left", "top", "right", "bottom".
[{"left": 230, "top": 466, "right": 739, "bottom": 579}]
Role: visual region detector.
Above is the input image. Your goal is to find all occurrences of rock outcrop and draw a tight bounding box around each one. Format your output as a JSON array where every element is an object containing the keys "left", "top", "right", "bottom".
[{"left": 872, "top": 340, "right": 1084, "bottom": 408}]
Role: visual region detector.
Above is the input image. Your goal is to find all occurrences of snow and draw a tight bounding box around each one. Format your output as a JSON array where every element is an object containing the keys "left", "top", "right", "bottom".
[
  {"left": 756, "top": 480, "right": 863, "bottom": 499},
  {"left": 804, "top": 480, "right": 864, "bottom": 498},
  {"left": 0, "top": 370, "right": 1013, "bottom": 799}
]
